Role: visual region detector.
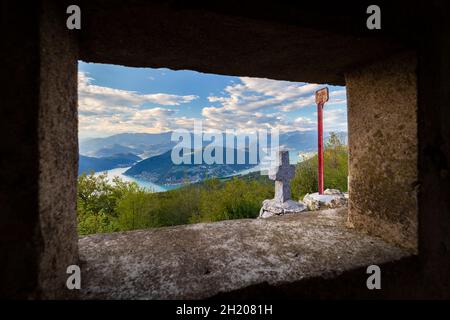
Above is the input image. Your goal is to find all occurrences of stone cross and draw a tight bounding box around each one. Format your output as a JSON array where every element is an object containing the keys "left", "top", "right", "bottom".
[{"left": 269, "top": 150, "right": 295, "bottom": 203}]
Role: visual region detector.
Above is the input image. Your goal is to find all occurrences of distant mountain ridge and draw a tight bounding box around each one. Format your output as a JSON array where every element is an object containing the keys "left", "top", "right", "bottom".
[
  {"left": 80, "top": 132, "right": 175, "bottom": 158},
  {"left": 79, "top": 130, "right": 348, "bottom": 181},
  {"left": 124, "top": 147, "right": 258, "bottom": 185},
  {"left": 80, "top": 130, "right": 347, "bottom": 158},
  {"left": 78, "top": 153, "right": 141, "bottom": 175}
]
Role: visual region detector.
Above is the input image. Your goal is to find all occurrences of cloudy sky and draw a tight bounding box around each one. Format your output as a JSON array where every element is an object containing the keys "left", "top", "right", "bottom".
[{"left": 78, "top": 61, "right": 347, "bottom": 139}]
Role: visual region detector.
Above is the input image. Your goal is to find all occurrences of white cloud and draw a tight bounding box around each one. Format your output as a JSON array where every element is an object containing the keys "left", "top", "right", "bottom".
[
  {"left": 323, "top": 108, "right": 348, "bottom": 132},
  {"left": 78, "top": 71, "right": 347, "bottom": 138},
  {"left": 207, "top": 78, "right": 321, "bottom": 113},
  {"left": 201, "top": 77, "right": 339, "bottom": 133},
  {"left": 78, "top": 72, "right": 199, "bottom": 137},
  {"left": 78, "top": 71, "right": 198, "bottom": 112}
]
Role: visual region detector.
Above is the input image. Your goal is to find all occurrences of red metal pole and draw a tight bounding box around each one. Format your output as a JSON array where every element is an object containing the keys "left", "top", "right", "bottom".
[{"left": 317, "top": 102, "right": 324, "bottom": 194}]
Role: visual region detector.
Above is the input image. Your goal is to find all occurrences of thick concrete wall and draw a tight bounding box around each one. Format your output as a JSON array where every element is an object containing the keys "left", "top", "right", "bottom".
[
  {"left": 37, "top": 0, "right": 80, "bottom": 298},
  {"left": 0, "top": 1, "right": 41, "bottom": 299},
  {"left": 78, "top": 1, "right": 407, "bottom": 86},
  {"left": 0, "top": 0, "right": 79, "bottom": 299},
  {"left": 346, "top": 53, "right": 418, "bottom": 252}
]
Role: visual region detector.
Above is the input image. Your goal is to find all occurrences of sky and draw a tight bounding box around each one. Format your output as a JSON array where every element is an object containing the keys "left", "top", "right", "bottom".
[{"left": 78, "top": 61, "right": 347, "bottom": 139}]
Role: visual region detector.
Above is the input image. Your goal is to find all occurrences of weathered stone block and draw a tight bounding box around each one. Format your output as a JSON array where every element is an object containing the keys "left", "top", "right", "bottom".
[{"left": 346, "top": 52, "right": 418, "bottom": 252}]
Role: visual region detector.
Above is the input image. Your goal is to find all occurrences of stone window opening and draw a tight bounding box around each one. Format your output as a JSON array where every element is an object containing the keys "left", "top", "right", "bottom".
[
  {"left": 76, "top": 61, "right": 351, "bottom": 235},
  {"left": 6, "top": 1, "right": 441, "bottom": 300},
  {"left": 75, "top": 63, "right": 412, "bottom": 300}
]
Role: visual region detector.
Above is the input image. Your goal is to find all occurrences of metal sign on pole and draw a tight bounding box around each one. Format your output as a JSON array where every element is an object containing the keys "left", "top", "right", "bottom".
[{"left": 315, "top": 87, "right": 329, "bottom": 195}]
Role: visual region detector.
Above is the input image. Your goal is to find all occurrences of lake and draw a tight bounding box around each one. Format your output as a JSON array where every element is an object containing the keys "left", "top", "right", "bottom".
[
  {"left": 95, "top": 165, "right": 262, "bottom": 192},
  {"left": 94, "top": 167, "right": 181, "bottom": 192},
  {"left": 95, "top": 151, "right": 306, "bottom": 192}
]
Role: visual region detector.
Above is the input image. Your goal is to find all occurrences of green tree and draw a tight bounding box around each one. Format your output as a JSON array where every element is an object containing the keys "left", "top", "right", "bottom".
[
  {"left": 193, "top": 177, "right": 273, "bottom": 223},
  {"left": 77, "top": 172, "right": 142, "bottom": 235},
  {"left": 291, "top": 132, "right": 348, "bottom": 200},
  {"left": 77, "top": 135, "right": 347, "bottom": 236},
  {"left": 291, "top": 159, "right": 318, "bottom": 199}
]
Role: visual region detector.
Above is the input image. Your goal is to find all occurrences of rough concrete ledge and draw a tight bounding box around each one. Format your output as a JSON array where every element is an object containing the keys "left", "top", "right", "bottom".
[{"left": 79, "top": 208, "right": 409, "bottom": 299}]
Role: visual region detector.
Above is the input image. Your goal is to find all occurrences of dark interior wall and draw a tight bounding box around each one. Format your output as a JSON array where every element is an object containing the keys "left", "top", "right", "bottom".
[
  {"left": 78, "top": 1, "right": 408, "bottom": 86},
  {"left": 0, "top": 0, "right": 41, "bottom": 299},
  {"left": 417, "top": 1, "right": 450, "bottom": 298}
]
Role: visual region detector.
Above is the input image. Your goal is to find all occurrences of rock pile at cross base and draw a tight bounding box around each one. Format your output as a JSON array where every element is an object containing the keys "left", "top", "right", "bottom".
[{"left": 259, "top": 188, "right": 348, "bottom": 218}]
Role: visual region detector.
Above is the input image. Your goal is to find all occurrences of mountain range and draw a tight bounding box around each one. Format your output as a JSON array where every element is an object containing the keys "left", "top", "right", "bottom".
[
  {"left": 78, "top": 153, "right": 141, "bottom": 175},
  {"left": 124, "top": 148, "right": 257, "bottom": 184},
  {"left": 78, "top": 130, "right": 347, "bottom": 182},
  {"left": 80, "top": 131, "right": 346, "bottom": 157},
  {"left": 79, "top": 132, "right": 175, "bottom": 159}
]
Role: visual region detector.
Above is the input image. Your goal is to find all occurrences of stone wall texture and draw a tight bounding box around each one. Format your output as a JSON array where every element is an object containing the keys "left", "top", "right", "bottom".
[
  {"left": 37, "top": 0, "right": 80, "bottom": 298},
  {"left": 346, "top": 52, "right": 418, "bottom": 252},
  {"left": 0, "top": 0, "right": 79, "bottom": 299}
]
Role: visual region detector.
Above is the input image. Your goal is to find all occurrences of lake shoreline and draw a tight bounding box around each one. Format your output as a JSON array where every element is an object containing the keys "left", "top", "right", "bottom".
[{"left": 93, "top": 167, "right": 181, "bottom": 192}]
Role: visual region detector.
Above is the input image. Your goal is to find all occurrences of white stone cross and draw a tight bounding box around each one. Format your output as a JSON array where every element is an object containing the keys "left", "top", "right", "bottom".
[{"left": 269, "top": 150, "right": 295, "bottom": 203}]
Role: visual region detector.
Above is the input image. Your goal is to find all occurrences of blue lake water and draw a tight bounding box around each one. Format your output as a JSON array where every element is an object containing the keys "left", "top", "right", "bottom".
[
  {"left": 95, "top": 151, "right": 307, "bottom": 192},
  {"left": 95, "top": 166, "right": 262, "bottom": 192},
  {"left": 94, "top": 167, "right": 181, "bottom": 192}
]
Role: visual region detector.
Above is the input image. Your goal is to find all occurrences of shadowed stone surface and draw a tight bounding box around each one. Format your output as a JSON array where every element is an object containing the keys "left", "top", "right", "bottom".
[
  {"left": 78, "top": 1, "right": 411, "bottom": 86},
  {"left": 79, "top": 208, "right": 408, "bottom": 299},
  {"left": 0, "top": 0, "right": 79, "bottom": 299},
  {"left": 38, "top": 0, "right": 80, "bottom": 299},
  {"left": 346, "top": 52, "right": 418, "bottom": 252}
]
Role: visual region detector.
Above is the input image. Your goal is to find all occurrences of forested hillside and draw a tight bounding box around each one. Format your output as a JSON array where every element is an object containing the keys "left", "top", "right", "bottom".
[{"left": 77, "top": 134, "right": 348, "bottom": 235}]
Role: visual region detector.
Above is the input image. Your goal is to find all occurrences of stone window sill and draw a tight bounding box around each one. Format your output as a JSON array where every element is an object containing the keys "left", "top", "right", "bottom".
[{"left": 79, "top": 208, "right": 409, "bottom": 299}]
